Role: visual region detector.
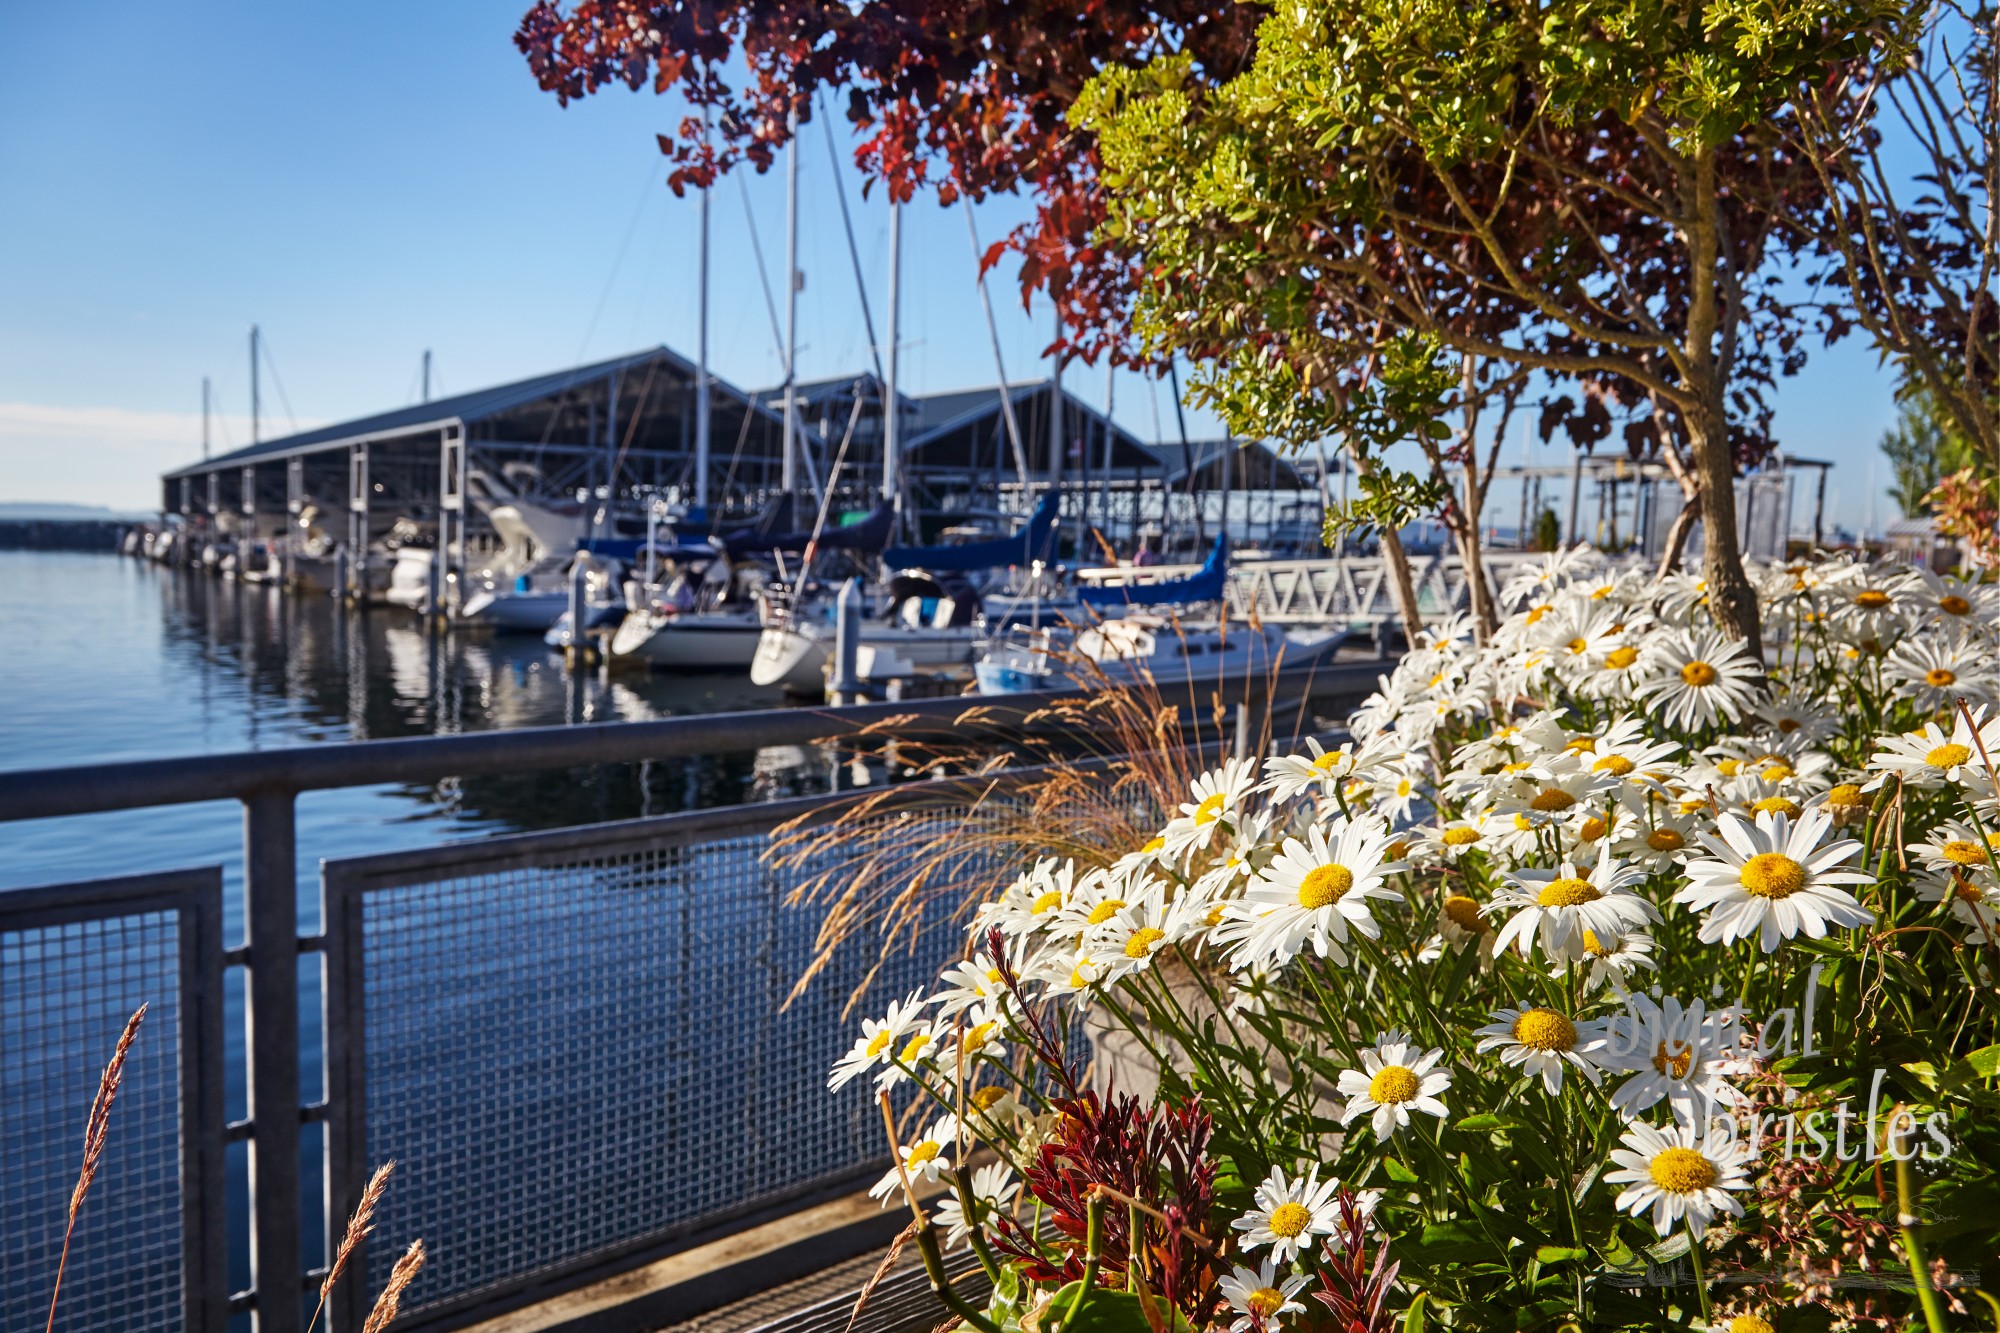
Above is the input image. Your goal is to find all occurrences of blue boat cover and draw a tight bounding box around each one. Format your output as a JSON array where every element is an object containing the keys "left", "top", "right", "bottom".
[
  {"left": 1080, "top": 535, "right": 1230, "bottom": 608},
  {"left": 883, "top": 493, "right": 1061, "bottom": 572},
  {"left": 746, "top": 502, "right": 897, "bottom": 556}
]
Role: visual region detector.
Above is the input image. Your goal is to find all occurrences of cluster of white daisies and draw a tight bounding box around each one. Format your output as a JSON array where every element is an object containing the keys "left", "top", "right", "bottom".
[{"left": 828, "top": 551, "right": 2000, "bottom": 1327}]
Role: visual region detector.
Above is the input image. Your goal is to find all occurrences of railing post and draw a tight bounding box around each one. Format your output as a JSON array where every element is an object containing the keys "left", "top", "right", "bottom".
[{"left": 244, "top": 789, "right": 303, "bottom": 1333}]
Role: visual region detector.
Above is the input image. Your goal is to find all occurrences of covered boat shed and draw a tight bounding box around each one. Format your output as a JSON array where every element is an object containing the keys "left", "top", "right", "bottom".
[{"left": 160, "top": 346, "right": 788, "bottom": 578}]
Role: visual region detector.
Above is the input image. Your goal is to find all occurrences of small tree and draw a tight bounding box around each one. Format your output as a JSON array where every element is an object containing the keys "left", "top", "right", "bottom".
[
  {"left": 1077, "top": 0, "right": 1916, "bottom": 659},
  {"left": 1791, "top": 2, "right": 2000, "bottom": 479},
  {"left": 1882, "top": 387, "right": 1980, "bottom": 517}
]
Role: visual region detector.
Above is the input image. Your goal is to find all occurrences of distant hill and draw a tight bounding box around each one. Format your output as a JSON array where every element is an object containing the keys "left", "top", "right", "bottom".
[{"left": 0, "top": 501, "right": 154, "bottom": 523}]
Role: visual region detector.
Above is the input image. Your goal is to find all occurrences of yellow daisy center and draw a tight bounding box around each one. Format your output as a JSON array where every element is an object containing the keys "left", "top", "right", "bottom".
[
  {"left": 1761, "top": 762, "right": 1795, "bottom": 782},
  {"left": 1266, "top": 1201, "right": 1314, "bottom": 1239},
  {"left": 1194, "top": 792, "right": 1229, "bottom": 825},
  {"left": 1927, "top": 743, "right": 1973, "bottom": 769},
  {"left": 1580, "top": 816, "right": 1609, "bottom": 841},
  {"left": 1125, "top": 927, "right": 1165, "bottom": 959},
  {"left": 1069, "top": 959, "right": 1096, "bottom": 989},
  {"left": 1312, "top": 751, "right": 1343, "bottom": 772},
  {"left": 1926, "top": 667, "right": 1958, "bottom": 688},
  {"left": 1941, "top": 594, "right": 1973, "bottom": 616},
  {"left": 1648, "top": 1146, "right": 1718, "bottom": 1194},
  {"left": 1442, "top": 826, "right": 1483, "bottom": 846},
  {"left": 1752, "top": 797, "right": 1801, "bottom": 817},
  {"left": 1512, "top": 1008, "right": 1577, "bottom": 1052},
  {"left": 1740, "top": 853, "right": 1807, "bottom": 899},
  {"left": 1247, "top": 1287, "right": 1287, "bottom": 1319},
  {"left": 1939, "top": 839, "right": 1986, "bottom": 866},
  {"left": 1647, "top": 828, "right": 1686, "bottom": 851},
  {"left": 1581, "top": 928, "right": 1611, "bottom": 957},
  {"left": 865, "top": 1030, "right": 894, "bottom": 1059},
  {"left": 1086, "top": 899, "right": 1126, "bottom": 925},
  {"left": 906, "top": 1140, "right": 944, "bottom": 1168},
  {"left": 1298, "top": 864, "right": 1356, "bottom": 910},
  {"left": 1728, "top": 1317, "right": 1776, "bottom": 1333},
  {"left": 1538, "top": 876, "right": 1601, "bottom": 908},
  {"left": 1653, "top": 1040, "right": 1694, "bottom": 1078},
  {"left": 1567, "top": 636, "right": 1589, "bottom": 654},
  {"left": 1442, "top": 894, "right": 1488, "bottom": 933},
  {"left": 1531, "top": 787, "right": 1578, "bottom": 812},
  {"left": 1368, "top": 1065, "right": 1420, "bottom": 1104},
  {"left": 1777, "top": 717, "right": 1801, "bottom": 733},
  {"left": 1681, "top": 661, "right": 1719, "bottom": 687},
  {"left": 1594, "top": 754, "right": 1635, "bottom": 776},
  {"left": 1604, "top": 645, "right": 1640, "bottom": 670},
  {"left": 1142, "top": 836, "right": 1166, "bottom": 855},
  {"left": 1826, "top": 783, "right": 1863, "bottom": 809},
  {"left": 1526, "top": 604, "right": 1551, "bottom": 624},
  {"left": 1953, "top": 873, "right": 1984, "bottom": 903},
  {"left": 1566, "top": 737, "right": 1598, "bottom": 753},
  {"left": 971, "top": 1086, "right": 1007, "bottom": 1111},
  {"left": 985, "top": 967, "right": 1004, "bottom": 983},
  {"left": 1717, "top": 759, "right": 1744, "bottom": 777},
  {"left": 1853, "top": 589, "right": 1891, "bottom": 610},
  {"left": 898, "top": 1033, "right": 933, "bottom": 1063},
  {"left": 1031, "top": 890, "right": 1064, "bottom": 915},
  {"left": 1386, "top": 839, "right": 1411, "bottom": 860},
  {"left": 963, "top": 1022, "right": 996, "bottom": 1050}
]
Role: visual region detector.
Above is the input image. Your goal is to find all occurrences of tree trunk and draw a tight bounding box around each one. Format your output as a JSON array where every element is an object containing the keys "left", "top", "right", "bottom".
[
  {"left": 1452, "top": 355, "right": 1500, "bottom": 642},
  {"left": 1379, "top": 522, "right": 1425, "bottom": 649},
  {"left": 1688, "top": 407, "right": 1763, "bottom": 660},
  {"left": 1654, "top": 491, "right": 1702, "bottom": 580},
  {"left": 1681, "top": 144, "right": 1764, "bottom": 662}
]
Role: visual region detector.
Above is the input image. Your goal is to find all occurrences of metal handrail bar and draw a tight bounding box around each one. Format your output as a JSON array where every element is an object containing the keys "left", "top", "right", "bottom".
[{"left": 0, "top": 660, "right": 1385, "bottom": 822}]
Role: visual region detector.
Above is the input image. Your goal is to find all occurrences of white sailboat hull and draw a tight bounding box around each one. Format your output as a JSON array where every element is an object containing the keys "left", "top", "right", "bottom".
[
  {"left": 610, "top": 611, "right": 767, "bottom": 670},
  {"left": 750, "top": 623, "right": 978, "bottom": 691},
  {"left": 458, "top": 589, "right": 570, "bottom": 632}
]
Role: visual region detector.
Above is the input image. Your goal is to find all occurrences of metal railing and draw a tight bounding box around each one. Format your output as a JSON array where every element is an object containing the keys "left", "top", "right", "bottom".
[{"left": 0, "top": 663, "right": 1382, "bottom": 1333}]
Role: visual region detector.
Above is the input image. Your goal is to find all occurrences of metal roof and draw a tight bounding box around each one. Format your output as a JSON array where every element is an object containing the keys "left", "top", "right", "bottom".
[{"left": 163, "top": 346, "right": 752, "bottom": 479}]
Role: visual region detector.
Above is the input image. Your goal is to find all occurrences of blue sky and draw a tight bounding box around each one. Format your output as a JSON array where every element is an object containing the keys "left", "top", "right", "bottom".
[{"left": 0, "top": 0, "right": 1902, "bottom": 529}]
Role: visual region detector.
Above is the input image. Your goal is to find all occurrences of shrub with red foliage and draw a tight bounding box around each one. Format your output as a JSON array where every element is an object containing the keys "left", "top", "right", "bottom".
[{"left": 989, "top": 1089, "right": 1225, "bottom": 1325}]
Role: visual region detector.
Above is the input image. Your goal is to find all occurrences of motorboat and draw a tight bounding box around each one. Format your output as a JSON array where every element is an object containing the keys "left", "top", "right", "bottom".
[
  {"left": 747, "top": 497, "right": 1061, "bottom": 692},
  {"left": 608, "top": 550, "right": 773, "bottom": 671},
  {"left": 974, "top": 534, "right": 1342, "bottom": 694}
]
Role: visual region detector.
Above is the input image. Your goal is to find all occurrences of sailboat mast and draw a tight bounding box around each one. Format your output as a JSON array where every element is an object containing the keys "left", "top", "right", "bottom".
[
  {"left": 202, "top": 377, "right": 211, "bottom": 460},
  {"left": 250, "top": 323, "right": 261, "bottom": 445},
  {"left": 781, "top": 111, "right": 801, "bottom": 496},
  {"left": 422, "top": 349, "right": 432, "bottom": 403},
  {"left": 695, "top": 115, "right": 713, "bottom": 511},
  {"left": 883, "top": 198, "right": 901, "bottom": 528}
]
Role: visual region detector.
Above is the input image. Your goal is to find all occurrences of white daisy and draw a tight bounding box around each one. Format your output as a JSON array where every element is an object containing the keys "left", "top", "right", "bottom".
[
  {"left": 1218, "top": 1258, "right": 1311, "bottom": 1332},
  {"left": 1886, "top": 634, "right": 1999, "bottom": 709},
  {"left": 1261, "top": 734, "right": 1402, "bottom": 802},
  {"left": 1473, "top": 1005, "right": 1607, "bottom": 1094},
  {"left": 1605, "top": 1120, "right": 1752, "bottom": 1239},
  {"left": 1868, "top": 711, "right": 2000, "bottom": 791},
  {"left": 930, "top": 1162, "right": 1019, "bottom": 1248},
  {"left": 1554, "top": 927, "right": 1657, "bottom": 994},
  {"left": 1490, "top": 858, "right": 1660, "bottom": 961},
  {"left": 1337, "top": 1031, "right": 1451, "bottom": 1139},
  {"left": 1230, "top": 1164, "right": 1345, "bottom": 1263},
  {"left": 868, "top": 1115, "right": 959, "bottom": 1204},
  {"left": 1908, "top": 822, "right": 2000, "bottom": 929},
  {"left": 1632, "top": 628, "right": 1764, "bottom": 730},
  {"left": 828, "top": 990, "right": 929, "bottom": 1090},
  {"left": 1215, "top": 816, "right": 1407, "bottom": 970},
  {"left": 1604, "top": 994, "right": 1749, "bottom": 1124},
  {"left": 1162, "top": 758, "right": 1260, "bottom": 857},
  {"left": 1676, "top": 809, "right": 1875, "bottom": 953}
]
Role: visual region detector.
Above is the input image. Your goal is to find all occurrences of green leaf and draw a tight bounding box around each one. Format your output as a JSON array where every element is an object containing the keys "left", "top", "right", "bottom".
[
  {"left": 1384, "top": 1156, "right": 1422, "bottom": 1185},
  {"left": 1961, "top": 1043, "right": 2000, "bottom": 1078},
  {"left": 1533, "top": 1244, "right": 1590, "bottom": 1264},
  {"left": 1402, "top": 1291, "right": 1429, "bottom": 1333},
  {"left": 1036, "top": 1283, "right": 1186, "bottom": 1333}
]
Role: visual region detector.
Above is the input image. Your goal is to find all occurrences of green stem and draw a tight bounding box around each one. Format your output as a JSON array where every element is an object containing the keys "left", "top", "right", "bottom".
[
  {"left": 1059, "top": 1193, "right": 1107, "bottom": 1333},
  {"left": 914, "top": 1226, "right": 1003, "bottom": 1333},
  {"left": 1896, "top": 1149, "right": 1950, "bottom": 1333},
  {"left": 1687, "top": 1238, "right": 1712, "bottom": 1323}
]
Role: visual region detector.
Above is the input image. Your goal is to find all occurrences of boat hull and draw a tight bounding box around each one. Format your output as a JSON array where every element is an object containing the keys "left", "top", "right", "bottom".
[
  {"left": 610, "top": 612, "right": 767, "bottom": 670},
  {"left": 458, "top": 589, "right": 569, "bottom": 632}
]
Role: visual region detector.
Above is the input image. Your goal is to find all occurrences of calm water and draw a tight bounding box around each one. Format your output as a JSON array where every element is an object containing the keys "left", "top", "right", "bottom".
[
  {"left": 0, "top": 550, "right": 844, "bottom": 904},
  {"left": 0, "top": 550, "right": 855, "bottom": 1314}
]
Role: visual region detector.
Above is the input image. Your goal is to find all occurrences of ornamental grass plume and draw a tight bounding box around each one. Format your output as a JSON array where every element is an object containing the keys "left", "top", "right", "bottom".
[
  {"left": 309, "top": 1161, "right": 395, "bottom": 1333},
  {"left": 769, "top": 638, "right": 1315, "bottom": 1010},
  {"left": 360, "top": 1239, "right": 426, "bottom": 1333},
  {"left": 44, "top": 1003, "right": 145, "bottom": 1333}
]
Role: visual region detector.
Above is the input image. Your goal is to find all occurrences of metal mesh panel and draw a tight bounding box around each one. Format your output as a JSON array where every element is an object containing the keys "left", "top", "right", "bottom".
[
  {"left": 344, "top": 809, "right": 971, "bottom": 1320},
  {"left": 1, "top": 908, "right": 189, "bottom": 1331}
]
